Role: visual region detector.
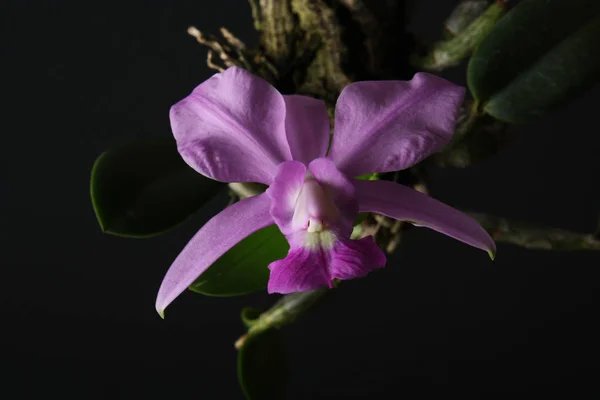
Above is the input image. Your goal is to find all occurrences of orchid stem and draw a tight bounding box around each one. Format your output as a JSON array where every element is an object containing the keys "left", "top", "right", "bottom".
[
  {"left": 235, "top": 287, "right": 330, "bottom": 349},
  {"left": 469, "top": 212, "right": 600, "bottom": 251},
  {"left": 412, "top": 2, "right": 506, "bottom": 71},
  {"left": 443, "top": 0, "right": 493, "bottom": 38}
]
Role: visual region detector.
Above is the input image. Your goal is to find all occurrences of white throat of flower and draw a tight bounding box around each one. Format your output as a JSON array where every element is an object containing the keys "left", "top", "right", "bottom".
[{"left": 291, "top": 173, "right": 339, "bottom": 250}]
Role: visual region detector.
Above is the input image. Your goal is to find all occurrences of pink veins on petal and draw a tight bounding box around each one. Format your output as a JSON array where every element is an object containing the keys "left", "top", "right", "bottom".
[{"left": 155, "top": 66, "right": 496, "bottom": 316}]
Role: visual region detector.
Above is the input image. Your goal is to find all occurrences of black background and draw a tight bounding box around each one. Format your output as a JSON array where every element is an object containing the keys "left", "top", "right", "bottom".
[{"left": 3, "top": 0, "right": 599, "bottom": 398}]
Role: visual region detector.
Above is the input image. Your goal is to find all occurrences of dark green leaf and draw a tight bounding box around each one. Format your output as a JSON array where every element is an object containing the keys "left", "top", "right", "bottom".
[
  {"left": 188, "top": 225, "right": 289, "bottom": 296},
  {"left": 238, "top": 329, "right": 286, "bottom": 400},
  {"left": 90, "top": 139, "right": 224, "bottom": 238},
  {"left": 468, "top": 0, "right": 600, "bottom": 123},
  {"left": 484, "top": 16, "right": 600, "bottom": 123}
]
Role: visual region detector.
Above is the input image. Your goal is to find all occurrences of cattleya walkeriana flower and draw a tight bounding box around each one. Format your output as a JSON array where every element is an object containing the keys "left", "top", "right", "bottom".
[{"left": 155, "top": 66, "right": 496, "bottom": 317}]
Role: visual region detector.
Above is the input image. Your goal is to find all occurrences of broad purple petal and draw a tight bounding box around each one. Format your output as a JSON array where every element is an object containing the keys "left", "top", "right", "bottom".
[
  {"left": 329, "top": 73, "right": 465, "bottom": 177},
  {"left": 266, "top": 161, "right": 307, "bottom": 235},
  {"left": 267, "top": 246, "right": 332, "bottom": 294},
  {"left": 283, "top": 95, "right": 330, "bottom": 164},
  {"left": 308, "top": 157, "right": 357, "bottom": 235},
  {"left": 156, "top": 193, "right": 273, "bottom": 317},
  {"left": 354, "top": 179, "right": 496, "bottom": 257},
  {"left": 170, "top": 67, "right": 291, "bottom": 185},
  {"left": 330, "top": 236, "right": 386, "bottom": 280}
]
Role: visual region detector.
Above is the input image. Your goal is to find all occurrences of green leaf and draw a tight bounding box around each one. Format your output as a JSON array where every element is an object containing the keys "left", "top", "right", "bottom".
[
  {"left": 238, "top": 329, "right": 286, "bottom": 400},
  {"left": 468, "top": 0, "right": 600, "bottom": 123},
  {"left": 484, "top": 16, "right": 600, "bottom": 123},
  {"left": 91, "top": 139, "right": 224, "bottom": 238},
  {"left": 355, "top": 173, "right": 379, "bottom": 180},
  {"left": 188, "top": 225, "right": 289, "bottom": 296}
]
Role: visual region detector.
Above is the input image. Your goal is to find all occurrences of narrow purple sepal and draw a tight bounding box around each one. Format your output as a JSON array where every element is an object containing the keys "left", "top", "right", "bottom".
[
  {"left": 354, "top": 179, "right": 496, "bottom": 256},
  {"left": 155, "top": 193, "right": 274, "bottom": 317}
]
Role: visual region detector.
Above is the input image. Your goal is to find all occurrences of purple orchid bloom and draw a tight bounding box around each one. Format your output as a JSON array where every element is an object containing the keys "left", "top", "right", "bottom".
[{"left": 155, "top": 66, "right": 495, "bottom": 317}]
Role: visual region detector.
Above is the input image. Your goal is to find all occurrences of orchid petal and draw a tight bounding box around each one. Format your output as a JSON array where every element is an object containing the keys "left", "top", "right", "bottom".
[
  {"left": 267, "top": 246, "right": 332, "bottom": 294},
  {"left": 329, "top": 73, "right": 465, "bottom": 177},
  {"left": 330, "top": 236, "right": 386, "bottom": 281},
  {"left": 267, "top": 234, "right": 385, "bottom": 294},
  {"left": 170, "top": 67, "right": 291, "bottom": 185},
  {"left": 354, "top": 179, "right": 496, "bottom": 257},
  {"left": 308, "top": 157, "right": 357, "bottom": 236},
  {"left": 155, "top": 193, "right": 273, "bottom": 317},
  {"left": 283, "top": 95, "right": 331, "bottom": 164},
  {"left": 266, "top": 161, "right": 307, "bottom": 235}
]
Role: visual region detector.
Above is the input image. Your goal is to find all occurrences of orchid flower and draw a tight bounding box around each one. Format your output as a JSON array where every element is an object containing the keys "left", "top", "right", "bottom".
[{"left": 155, "top": 66, "right": 495, "bottom": 317}]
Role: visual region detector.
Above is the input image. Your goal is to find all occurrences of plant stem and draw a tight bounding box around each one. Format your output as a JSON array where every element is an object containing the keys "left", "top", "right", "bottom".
[
  {"left": 469, "top": 212, "right": 600, "bottom": 251},
  {"left": 444, "top": 0, "right": 493, "bottom": 38},
  {"left": 413, "top": 2, "right": 506, "bottom": 71},
  {"left": 235, "top": 287, "right": 330, "bottom": 349}
]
